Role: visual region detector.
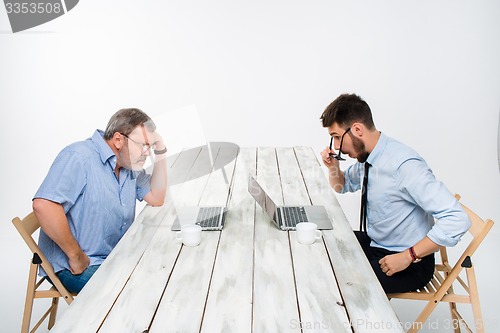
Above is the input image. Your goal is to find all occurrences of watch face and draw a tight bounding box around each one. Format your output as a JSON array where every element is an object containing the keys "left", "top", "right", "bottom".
[{"left": 413, "top": 258, "right": 422, "bottom": 264}]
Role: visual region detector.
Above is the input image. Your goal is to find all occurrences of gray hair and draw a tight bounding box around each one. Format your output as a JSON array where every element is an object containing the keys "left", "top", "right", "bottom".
[{"left": 104, "top": 108, "right": 156, "bottom": 140}]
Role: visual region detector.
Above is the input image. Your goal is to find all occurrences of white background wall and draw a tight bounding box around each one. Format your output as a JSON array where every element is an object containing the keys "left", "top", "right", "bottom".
[{"left": 1, "top": 1, "right": 499, "bottom": 332}]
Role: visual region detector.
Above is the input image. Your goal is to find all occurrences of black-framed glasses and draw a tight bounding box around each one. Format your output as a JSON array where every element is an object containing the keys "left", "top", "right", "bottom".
[
  {"left": 329, "top": 127, "right": 351, "bottom": 161},
  {"left": 120, "top": 133, "right": 156, "bottom": 154}
]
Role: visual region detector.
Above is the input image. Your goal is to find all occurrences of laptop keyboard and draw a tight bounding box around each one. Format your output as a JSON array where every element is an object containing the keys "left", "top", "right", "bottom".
[
  {"left": 196, "top": 207, "right": 222, "bottom": 229},
  {"left": 282, "top": 207, "right": 308, "bottom": 228}
]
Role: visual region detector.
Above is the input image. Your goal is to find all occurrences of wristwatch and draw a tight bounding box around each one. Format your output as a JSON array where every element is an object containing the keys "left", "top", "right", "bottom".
[{"left": 409, "top": 246, "right": 421, "bottom": 263}]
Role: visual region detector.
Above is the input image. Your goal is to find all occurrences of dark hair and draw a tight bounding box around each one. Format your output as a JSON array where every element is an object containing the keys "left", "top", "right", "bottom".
[
  {"left": 320, "top": 94, "right": 375, "bottom": 130},
  {"left": 104, "top": 108, "right": 156, "bottom": 140}
]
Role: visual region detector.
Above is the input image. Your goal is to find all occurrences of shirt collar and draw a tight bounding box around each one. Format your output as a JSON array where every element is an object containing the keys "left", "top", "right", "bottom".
[
  {"left": 90, "top": 130, "right": 139, "bottom": 179},
  {"left": 91, "top": 130, "right": 116, "bottom": 166},
  {"left": 366, "top": 132, "right": 388, "bottom": 166}
]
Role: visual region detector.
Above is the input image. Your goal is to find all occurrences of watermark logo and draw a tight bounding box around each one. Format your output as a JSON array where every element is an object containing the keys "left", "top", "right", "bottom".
[{"left": 3, "top": 0, "right": 79, "bottom": 33}]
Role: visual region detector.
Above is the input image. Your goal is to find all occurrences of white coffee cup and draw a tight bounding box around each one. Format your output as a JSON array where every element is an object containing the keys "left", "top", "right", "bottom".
[
  {"left": 176, "top": 224, "right": 202, "bottom": 247},
  {"left": 296, "top": 222, "right": 322, "bottom": 245}
]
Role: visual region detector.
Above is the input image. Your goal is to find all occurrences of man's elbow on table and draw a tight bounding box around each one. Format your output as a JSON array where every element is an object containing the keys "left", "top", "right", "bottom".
[{"left": 144, "top": 190, "right": 166, "bottom": 207}]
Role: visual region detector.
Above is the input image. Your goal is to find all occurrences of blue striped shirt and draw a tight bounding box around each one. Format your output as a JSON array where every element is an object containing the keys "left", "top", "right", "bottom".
[
  {"left": 342, "top": 132, "right": 470, "bottom": 252},
  {"left": 34, "top": 130, "right": 151, "bottom": 274}
]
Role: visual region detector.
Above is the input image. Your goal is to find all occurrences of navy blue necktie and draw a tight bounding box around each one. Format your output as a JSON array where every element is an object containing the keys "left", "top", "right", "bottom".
[{"left": 359, "top": 162, "right": 371, "bottom": 232}]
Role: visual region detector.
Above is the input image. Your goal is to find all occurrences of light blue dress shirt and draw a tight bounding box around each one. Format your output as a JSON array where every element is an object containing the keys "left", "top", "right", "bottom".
[
  {"left": 34, "top": 130, "right": 151, "bottom": 275},
  {"left": 342, "top": 132, "right": 470, "bottom": 252}
]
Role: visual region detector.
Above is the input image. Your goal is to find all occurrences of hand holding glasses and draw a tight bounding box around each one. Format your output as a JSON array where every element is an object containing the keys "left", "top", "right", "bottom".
[{"left": 329, "top": 127, "right": 351, "bottom": 161}]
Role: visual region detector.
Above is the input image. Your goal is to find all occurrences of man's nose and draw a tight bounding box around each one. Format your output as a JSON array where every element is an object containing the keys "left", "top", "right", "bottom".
[{"left": 334, "top": 140, "right": 341, "bottom": 150}]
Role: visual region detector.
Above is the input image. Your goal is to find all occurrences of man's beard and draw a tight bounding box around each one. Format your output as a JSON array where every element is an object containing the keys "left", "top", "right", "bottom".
[
  {"left": 117, "top": 150, "right": 146, "bottom": 171},
  {"left": 351, "top": 135, "right": 369, "bottom": 163}
]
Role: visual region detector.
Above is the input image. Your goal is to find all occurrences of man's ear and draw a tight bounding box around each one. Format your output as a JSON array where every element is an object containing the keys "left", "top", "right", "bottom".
[
  {"left": 113, "top": 132, "right": 125, "bottom": 151},
  {"left": 351, "top": 122, "right": 365, "bottom": 137}
]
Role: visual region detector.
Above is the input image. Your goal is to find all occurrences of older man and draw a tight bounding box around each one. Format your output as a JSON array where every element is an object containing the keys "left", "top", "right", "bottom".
[{"left": 33, "top": 108, "right": 168, "bottom": 293}]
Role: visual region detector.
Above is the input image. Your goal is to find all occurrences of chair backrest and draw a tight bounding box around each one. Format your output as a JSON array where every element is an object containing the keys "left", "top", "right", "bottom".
[
  {"left": 451, "top": 194, "right": 494, "bottom": 266},
  {"left": 434, "top": 195, "right": 494, "bottom": 299},
  {"left": 12, "top": 212, "right": 74, "bottom": 304}
]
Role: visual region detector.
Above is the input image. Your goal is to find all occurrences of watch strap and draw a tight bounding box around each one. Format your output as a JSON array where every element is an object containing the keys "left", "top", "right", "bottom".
[
  {"left": 154, "top": 147, "right": 167, "bottom": 155},
  {"left": 409, "top": 246, "right": 421, "bottom": 263}
]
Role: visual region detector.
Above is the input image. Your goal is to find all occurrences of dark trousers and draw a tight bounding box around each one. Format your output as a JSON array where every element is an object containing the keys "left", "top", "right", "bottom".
[{"left": 355, "top": 231, "right": 435, "bottom": 293}]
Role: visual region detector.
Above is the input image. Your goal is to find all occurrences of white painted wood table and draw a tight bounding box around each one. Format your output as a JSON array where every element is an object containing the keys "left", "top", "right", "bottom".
[{"left": 51, "top": 146, "right": 403, "bottom": 333}]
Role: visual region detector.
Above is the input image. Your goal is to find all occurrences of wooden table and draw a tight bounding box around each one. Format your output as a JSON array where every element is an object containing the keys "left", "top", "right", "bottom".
[{"left": 51, "top": 146, "right": 403, "bottom": 333}]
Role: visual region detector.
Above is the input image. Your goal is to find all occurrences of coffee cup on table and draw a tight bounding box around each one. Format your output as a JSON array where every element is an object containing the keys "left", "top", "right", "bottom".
[
  {"left": 176, "top": 224, "right": 202, "bottom": 247},
  {"left": 296, "top": 222, "right": 322, "bottom": 245}
]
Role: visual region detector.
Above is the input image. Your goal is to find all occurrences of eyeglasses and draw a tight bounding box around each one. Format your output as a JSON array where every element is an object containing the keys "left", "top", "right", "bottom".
[
  {"left": 120, "top": 133, "right": 156, "bottom": 154},
  {"left": 329, "top": 127, "right": 351, "bottom": 161}
]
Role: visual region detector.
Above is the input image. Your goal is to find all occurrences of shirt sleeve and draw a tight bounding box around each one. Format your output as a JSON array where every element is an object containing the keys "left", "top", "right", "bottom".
[
  {"left": 397, "top": 158, "right": 471, "bottom": 247},
  {"left": 135, "top": 170, "right": 152, "bottom": 201},
  {"left": 33, "top": 149, "right": 87, "bottom": 213},
  {"left": 341, "top": 162, "right": 363, "bottom": 194}
]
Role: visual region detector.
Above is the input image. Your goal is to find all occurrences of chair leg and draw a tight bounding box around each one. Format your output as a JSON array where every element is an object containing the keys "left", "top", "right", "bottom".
[
  {"left": 444, "top": 273, "right": 460, "bottom": 333},
  {"left": 407, "top": 300, "right": 440, "bottom": 333},
  {"left": 48, "top": 297, "right": 59, "bottom": 329},
  {"left": 448, "top": 302, "right": 461, "bottom": 333},
  {"left": 466, "top": 266, "right": 484, "bottom": 333},
  {"left": 407, "top": 322, "right": 424, "bottom": 333},
  {"left": 21, "top": 262, "right": 38, "bottom": 333}
]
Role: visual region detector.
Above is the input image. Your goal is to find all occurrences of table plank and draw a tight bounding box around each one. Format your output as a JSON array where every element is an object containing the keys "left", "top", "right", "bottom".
[
  {"left": 277, "top": 147, "right": 351, "bottom": 333},
  {"left": 149, "top": 147, "right": 238, "bottom": 332},
  {"left": 97, "top": 204, "right": 181, "bottom": 331},
  {"left": 200, "top": 148, "right": 256, "bottom": 333},
  {"left": 253, "top": 147, "right": 301, "bottom": 332},
  {"left": 51, "top": 205, "right": 170, "bottom": 333},
  {"left": 294, "top": 146, "right": 403, "bottom": 333},
  {"left": 275, "top": 147, "right": 311, "bottom": 206},
  {"left": 51, "top": 147, "right": 203, "bottom": 333}
]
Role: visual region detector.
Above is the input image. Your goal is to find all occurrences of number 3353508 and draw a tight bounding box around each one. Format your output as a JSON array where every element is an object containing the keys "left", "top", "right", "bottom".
[{"left": 5, "top": 2, "right": 62, "bottom": 14}]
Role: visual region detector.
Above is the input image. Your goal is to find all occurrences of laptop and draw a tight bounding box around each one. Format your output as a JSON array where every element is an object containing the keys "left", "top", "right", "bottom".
[
  {"left": 171, "top": 206, "right": 227, "bottom": 231},
  {"left": 248, "top": 175, "right": 333, "bottom": 230}
]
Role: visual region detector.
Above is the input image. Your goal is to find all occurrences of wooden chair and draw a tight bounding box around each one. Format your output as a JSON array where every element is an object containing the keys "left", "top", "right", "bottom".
[
  {"left": 13, "top": 212, "right": 76, "bottom": 333},
  {"left": 388, "top": 194, "right": 494, "bottom": 333}
]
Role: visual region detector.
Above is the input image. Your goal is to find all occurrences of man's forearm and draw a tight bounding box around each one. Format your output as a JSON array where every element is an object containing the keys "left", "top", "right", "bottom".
[
  {"left": 411, "top": 236, "right": 440, "bottom": 259},
  {"left": 146, "top": 147, "right": 168, "bottom": 206},
  {"left": 328, "top": 166, "right": 345, "bottom": 193}
]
